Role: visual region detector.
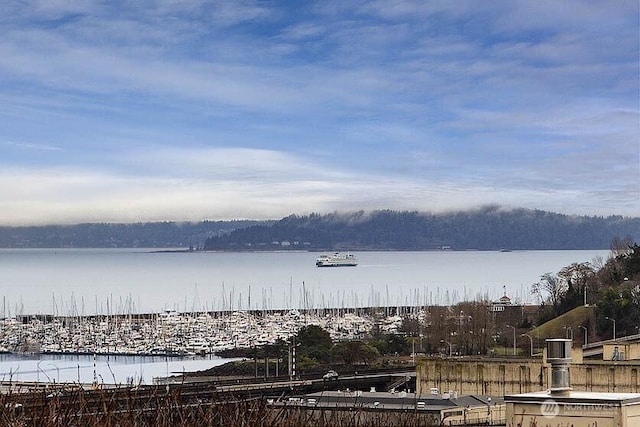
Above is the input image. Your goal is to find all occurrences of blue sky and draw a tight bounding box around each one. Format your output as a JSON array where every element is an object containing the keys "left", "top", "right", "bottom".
[{"left": 1, "top": 1, "right": 638, "bottom": 225}]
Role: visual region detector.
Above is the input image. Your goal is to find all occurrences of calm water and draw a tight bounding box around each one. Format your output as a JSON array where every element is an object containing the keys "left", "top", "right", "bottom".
[
  {"left": 0, "top": 249, "right": 609, "bottom": 316},
  {"left": 0, "top": 353, "right": 235, "bottom": 385},
  {"left": 0, "top": 249, "right": 610, "bottom": 384}
]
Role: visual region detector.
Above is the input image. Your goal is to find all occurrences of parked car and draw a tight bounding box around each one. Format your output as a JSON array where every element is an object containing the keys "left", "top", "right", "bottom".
[{"left": 322, "top": 370, "right": 339, "bottom": 380}]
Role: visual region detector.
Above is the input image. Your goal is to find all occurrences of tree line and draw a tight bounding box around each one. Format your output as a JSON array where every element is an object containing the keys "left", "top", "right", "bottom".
[
  {"left": 2, "top": 206, "right": 637, "bottom": 250},
  {"left": 0, "top": 220, "right": 265, "bottom": 248},
  {"left": 204, "top": 207, "right": 639, "bottom": 251}
]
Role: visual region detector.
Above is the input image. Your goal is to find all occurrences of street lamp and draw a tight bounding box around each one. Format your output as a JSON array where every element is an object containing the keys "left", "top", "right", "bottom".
[
  {"left": 412, "top": 338, "right": 415, "bottom": 364},
  {"left": 165, "top": 356, "right": 170, "bottom": 393},
  {"left": 579, "top": 326, "right": 588, "bottom": 346},
  {"left": 507, "top": 325, "right": 516, "bottom": 356},
  {"left": 564, "top": 326, "right": 573, "bottom": 340},
  {"left": 521, "top": 333, "right": 533, "bottom": 357},
  {"left": 440, "top": 339, "right": 452, "bottom": 357},
  {"left": 48, "top": 363, "right": 60, "bottom": 383},
  {"left": 458, "top": 311, "right": 464, "bottom": 355},
  {"left": 37, "top": 360, "right": 52, "bottom": 383},
  {"left": 605, "top": 317, "right": 616, "bottom": 340}
]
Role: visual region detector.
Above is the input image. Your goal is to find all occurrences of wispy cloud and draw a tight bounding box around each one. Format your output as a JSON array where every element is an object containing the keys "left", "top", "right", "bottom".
[
  {"left": 0, "top": 0, "right": 637, "bottom": 224},
  {"left": 0, "top": 142, "right": 636, "bottom": 225},
  {"left": 3, "top": 141, "right": 62, "bottom": 151}
]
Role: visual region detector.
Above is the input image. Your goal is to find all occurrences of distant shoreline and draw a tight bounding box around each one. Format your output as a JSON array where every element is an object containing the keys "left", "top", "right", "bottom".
[
  {"left": 0, "top": 247, "right": 613, "bottom": 252},
  {"left": 150, "top": 247, "right": 611, "bottom": 254}
]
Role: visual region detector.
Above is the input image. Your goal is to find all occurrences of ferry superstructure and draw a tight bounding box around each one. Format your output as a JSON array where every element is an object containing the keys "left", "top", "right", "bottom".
[{"left": 315, "top": 252, "right": 357, "bottom": 267}]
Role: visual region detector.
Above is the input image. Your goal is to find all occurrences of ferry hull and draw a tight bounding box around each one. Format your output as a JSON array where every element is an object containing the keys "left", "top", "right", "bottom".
[{"left": 315, "top": 253, "right": 357, "bottom": 267}]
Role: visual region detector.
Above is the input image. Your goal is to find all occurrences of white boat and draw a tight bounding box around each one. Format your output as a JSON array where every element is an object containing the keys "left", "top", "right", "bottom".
[{"left": 315, "top": 252, "right": 357, "bottom": 267}]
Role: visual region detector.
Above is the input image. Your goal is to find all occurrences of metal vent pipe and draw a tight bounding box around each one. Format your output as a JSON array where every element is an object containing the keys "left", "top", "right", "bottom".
[{"left": 546, "top": 339, "right": 572, "bottom": 395}]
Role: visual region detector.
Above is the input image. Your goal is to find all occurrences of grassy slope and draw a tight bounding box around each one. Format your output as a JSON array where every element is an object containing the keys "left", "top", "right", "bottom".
[{"left": 529, "top": 305, "right": 595, "bottom": 342}]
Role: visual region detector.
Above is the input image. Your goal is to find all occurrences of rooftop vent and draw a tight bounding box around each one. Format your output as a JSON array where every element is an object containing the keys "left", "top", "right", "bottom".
[{"left": 546, "top": 339, "right": 572, "bottom": 395}]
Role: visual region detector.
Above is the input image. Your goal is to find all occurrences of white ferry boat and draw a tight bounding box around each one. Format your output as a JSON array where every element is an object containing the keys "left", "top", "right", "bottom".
[{"left": 315, "top": 252, "right": 357, "bottom": 267}]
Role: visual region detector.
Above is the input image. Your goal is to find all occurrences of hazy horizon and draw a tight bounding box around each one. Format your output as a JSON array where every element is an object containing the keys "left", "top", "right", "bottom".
[{"left": 0, "top": 205, "right": 637, "bottom": 228}]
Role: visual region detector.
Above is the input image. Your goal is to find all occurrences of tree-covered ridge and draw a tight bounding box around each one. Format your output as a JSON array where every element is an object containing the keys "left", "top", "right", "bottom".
[
  {"left": 0, "top": 220, "right": 267, "bottom": 248},
  {"left": 204, "top": 207, "right": 640, "bottom": 251}
]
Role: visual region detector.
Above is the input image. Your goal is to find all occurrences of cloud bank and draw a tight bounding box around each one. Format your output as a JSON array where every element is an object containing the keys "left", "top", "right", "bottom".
[{"left": 0, "top": 1, "right": 637, "bottom": 224}]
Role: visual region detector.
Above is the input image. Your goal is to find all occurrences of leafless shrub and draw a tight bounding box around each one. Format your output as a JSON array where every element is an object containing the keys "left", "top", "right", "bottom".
[{"left": 0, "top": 385, "right": 442, "bottom": 426}]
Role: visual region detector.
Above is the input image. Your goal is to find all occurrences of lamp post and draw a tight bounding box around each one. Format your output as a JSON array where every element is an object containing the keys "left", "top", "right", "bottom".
[
  {"left": 412, "top": 338, "right": 415, "bottom": 364},
  {"left": 37, "top": 360, "right": 51, "bottom": 383},
  {"left": 458, "top": 311, "right": 469, "bottom": 355},
  {"left": 605, "top": 317, "right": 616, "bottom": 340},
  {"left": 440, "top": 339, "right": 452, "bottom": 357},
  {"left": 579, "top": 326, "right": 588, "bottom": 346},
  {"left": 48, "top": 363, "right": 60, "bottom": 383},
  {"left": 521, "top": 333, "right": 533, "bottom": 357},
  {"left": 564, "top": 326, "right": 573, "bottom": 340},
  {"left": 507, "top": 325, "right": 516, "bottom": 356},
  {"left": 165, "top": 356, "right": 170, "bottom": 393}
]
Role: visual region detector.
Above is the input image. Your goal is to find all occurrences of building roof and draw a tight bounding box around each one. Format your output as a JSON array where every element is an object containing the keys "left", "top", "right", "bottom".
[
  {"left": 506, "top": 391, "right": 640, "bottom": 405},
  {"left": 273, "top": 391, "right": 504, "bottom": 413}
]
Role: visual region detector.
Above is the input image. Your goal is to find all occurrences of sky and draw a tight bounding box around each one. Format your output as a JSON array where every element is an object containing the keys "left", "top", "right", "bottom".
[{"left": 1, "top": 1, "right": 638, "bottom": 225}]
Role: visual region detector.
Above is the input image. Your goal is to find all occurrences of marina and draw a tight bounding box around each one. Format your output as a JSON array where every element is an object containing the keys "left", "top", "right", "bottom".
[
  {"left": 0, "top": 308, "right": 391, "bottom": 384},
  {"left": 0, "top": 352, "right": 234, "bottom": 385},
  {"left": 0, "top": 309, "right": 380, "bottom": 357}
]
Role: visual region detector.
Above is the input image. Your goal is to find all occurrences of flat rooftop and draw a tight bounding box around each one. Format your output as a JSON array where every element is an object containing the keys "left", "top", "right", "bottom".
[
  {"left": 271, "top": 390, "right": 504, "bottom": 412},
  {"left": 506, "top": 391, "right": 640, "bottom": 405}
]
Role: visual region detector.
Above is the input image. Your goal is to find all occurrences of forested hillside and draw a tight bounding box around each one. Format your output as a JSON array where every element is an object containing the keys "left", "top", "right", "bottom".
[
  {"left": 204, "top": 207, "right": 640, "bottom": 251},
  {"left": 2, "top": 207, "right": 637, "bottom": 250},
  {"left": 0, "top": 220, "right": 265, "bottom": 248}
]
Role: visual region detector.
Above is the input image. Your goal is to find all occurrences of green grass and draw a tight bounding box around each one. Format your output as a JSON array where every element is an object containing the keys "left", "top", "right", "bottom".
[{"left": 529, "top": 305, "right": 594, "bottom": 342}]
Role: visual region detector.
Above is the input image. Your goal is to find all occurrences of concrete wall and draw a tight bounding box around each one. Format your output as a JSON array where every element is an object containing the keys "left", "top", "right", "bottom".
[
  {"left": 506, "top": 401, "right": 629, "bottom": 427},
  {"left": 624, "top": 402, "right": 640, "bottom": 425},
  {"left": 416, "top": 358, "right": 546, "bottom": 396},
  {"left": 416, "top": 358, "right": 640, "bottom": 396},
  {"left": 603, "top": 342, "right": 640, "bottom": 361},
  {"left": 443, "top": 403, "right": 505, "bottom": 426},
  {"left": 572, "top": 361, "right": 640, "bottom": 393}
]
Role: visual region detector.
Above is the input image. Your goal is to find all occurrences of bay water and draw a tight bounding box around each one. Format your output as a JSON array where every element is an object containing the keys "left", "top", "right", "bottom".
[
  {"left": 0, "top": 249, "right": 609, "bottom": 384},
  {"left": 0, "top": 249, "right": 609, "bottom": 316},
  {"left": 0, "top": 353, "right": 235, "bottom": 385}
]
